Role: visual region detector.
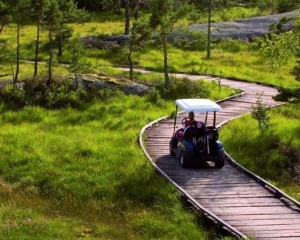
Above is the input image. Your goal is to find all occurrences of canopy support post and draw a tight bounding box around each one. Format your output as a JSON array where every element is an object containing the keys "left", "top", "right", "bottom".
[{"left": 173, "top": 105, "right": 178, "bottom": 135}]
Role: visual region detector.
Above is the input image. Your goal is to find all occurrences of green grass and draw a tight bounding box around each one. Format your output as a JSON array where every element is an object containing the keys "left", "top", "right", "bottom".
[
  {"left": 0, "top": 80, "right": 236, "bottom": 239},
  {"left": 0, "top": 95, "right": 223, "bottom": 239}
]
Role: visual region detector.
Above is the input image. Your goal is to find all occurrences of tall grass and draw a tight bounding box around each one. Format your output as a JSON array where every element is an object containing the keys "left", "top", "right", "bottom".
[{"left": 0, "top": 95, "right": 227, "bottom": 239}]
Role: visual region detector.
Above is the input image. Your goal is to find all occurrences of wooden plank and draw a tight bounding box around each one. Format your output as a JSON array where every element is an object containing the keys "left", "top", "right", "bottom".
[
  {"left": 189, "top": 192, "right": 274, "bottom": 199},
  {"left": 211, "top": 206, "right": 298, "bottom": 215},
  {"left": 197, "top": 197, "right": 290, "bottom": 207},
  {"left": 240, "top": 225, "right": 300, "bottom": 231},
  {"left": 227, "top": 218, "right": 300, "bottom": 226},
  {"left": 244, "top": 230, "right": 300, "bottom": 239},
  {"left": 184, "top": 187, "right": 271, "bottom": 195},
  {"left": 219, "top": 213, "right": 300, "bottom": 221}
]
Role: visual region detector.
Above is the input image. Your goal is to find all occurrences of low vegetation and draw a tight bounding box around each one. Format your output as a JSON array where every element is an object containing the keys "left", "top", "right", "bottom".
[{"left": 0, "top": 84, "right": 237, "bottom": 239}]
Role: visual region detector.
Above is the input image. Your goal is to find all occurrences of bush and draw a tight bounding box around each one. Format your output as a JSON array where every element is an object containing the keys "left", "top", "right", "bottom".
[
  {"left": 155, "top": 76, "right": 209, "bottom": 100},
  {"left": 145, "top": 88, "right": 165, "bottom": 107},
  {"left": 273, "top": 87, "right": 300, "bottom": 102},
  {"left": 0, "top": 75, "right": 119, "bottom": 110},
  {"left": 251, "top": 93, "right": 271, "bottom": 132},
  {"left": 271, "top": 139, "right": 300, "bottom": 183},
  {"left": 0, "top": 83, "right": 27, "bottom": 110},
  {"left": 169, "top": 27, "right": 207, "bottom": 51}
]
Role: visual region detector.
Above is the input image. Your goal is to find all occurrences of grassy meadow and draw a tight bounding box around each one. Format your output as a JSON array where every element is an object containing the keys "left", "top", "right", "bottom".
[
  {"left": 0, "top": 95, "right": 210, "bottom": 239},
  {"left": 0, "top": 88, "right": 238, "bottom": 239},
  {"left": 0, "top": 5, "right": 300, "bottom": 240}
]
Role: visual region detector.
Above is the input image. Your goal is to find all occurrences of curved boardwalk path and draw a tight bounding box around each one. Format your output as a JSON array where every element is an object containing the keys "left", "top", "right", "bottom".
[{"left": 135, "top": 71, "right": 300, "bottom": 240}]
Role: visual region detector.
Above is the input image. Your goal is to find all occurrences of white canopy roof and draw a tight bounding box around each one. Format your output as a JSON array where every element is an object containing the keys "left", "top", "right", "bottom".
[{"left": 175, "top": 98, "right": 222, "bottom": 112}]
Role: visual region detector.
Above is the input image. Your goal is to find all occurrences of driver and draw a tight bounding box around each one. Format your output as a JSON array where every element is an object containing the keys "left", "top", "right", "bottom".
[
  {"left": 176, "top": 111, "right": 203, "bottom": 139},
  {"left": 183, "top": 111, "right": 202, "bottom": 129}
]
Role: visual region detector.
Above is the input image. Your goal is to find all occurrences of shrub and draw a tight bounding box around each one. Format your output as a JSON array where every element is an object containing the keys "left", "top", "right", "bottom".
[
  {"left": 145, "top": 88, "right": 164, "bottom": 106},
  {"left": 0, "top": 75, "right": 120, "bottom": 110},
  {"left": 273, "top": 87, "right": 300, "bottom": 102},
  {"left": 169, "top": 27, "right": 207, "bottom": 51},
  {"left": 46, "top": 84, "right": 81, "bottom": 108},
  {"left": 251, "top": 93, "right": 271, "bottom": 133},
  {"left": 0, "top": 83, "right": 27, "bottom": 110},
  {"left": 155, "top": 76, "right": 209, "bottom": 100},
  {"left": 273, "top": 139, "right": 300, "bottom": 183}
]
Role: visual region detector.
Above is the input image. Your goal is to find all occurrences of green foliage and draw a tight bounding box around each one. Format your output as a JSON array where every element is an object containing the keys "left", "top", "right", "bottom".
[
  {"left": 68, "top": 36, "right": 92, "bottom": 75},
  {"left": 260, "top": 31, "right": 297, "bottom": 71},
  {"left": 277, "top": 0, "right": 300, "bottom": 13},
  {"left": 273, "top": 86, "right": 300, "bottom": 102},
  {"left": 218, "top": 6, "right": 258, "bottom": 21},
  {"left": 251, "top": 93, "right": 271, "bottom": 132},
  {"left": 291, "top": 60, "right": 300, "bottom": 81},
  {"left": 145, "top": 88, "right": 165, "bottom": 107},
  {"left": 148, "top": 0, "right": 194, "bottom": 86},
  {"left": 129, "top": 17, "right": 151, "bottom": 50},
  {"left": 268, "top": 16, "right": 294, "bottom": 35},
  {"left": 0, "top": 75, "right": 119, "bottom": 110},
  {"left": 55, "top": 24, "right": 73, "bottom": 41},
  {"left": 251, "top": 0, "right": 279, "bottom": 13},
  {"left": 0, "top": 83, "right": 27, "bottom": 109},
  {"left": 170, "top": 27, "right": 207, "bottom": 51},
  {"left": 0, "top": 95, "right": 215, "bottom": 239},
  {"left": 45, "top": 82, "right": 82, "bottom": 108},
  {"left": 155, "top": 76, "right": 209, "bottom": 100}
]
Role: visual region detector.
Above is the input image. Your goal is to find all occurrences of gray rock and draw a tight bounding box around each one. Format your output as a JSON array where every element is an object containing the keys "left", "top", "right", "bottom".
[
  {"left": 80, "top": 74, "right": 152, "bottom": 96},
  {"left": 189, "top": 10, "right": 299, "bottom": 40}
]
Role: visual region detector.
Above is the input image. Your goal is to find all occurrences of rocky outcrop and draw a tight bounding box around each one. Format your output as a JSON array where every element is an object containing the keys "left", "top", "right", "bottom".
[
  {"left": 78, "top": 74, "right": 152, "bottom": 96},
  {"left": 189, "top": 9, "right": 299, "bottom": 41}
]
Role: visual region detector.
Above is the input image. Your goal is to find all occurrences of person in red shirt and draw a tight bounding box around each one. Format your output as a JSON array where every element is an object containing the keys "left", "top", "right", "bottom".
[
  {"left": 183, "top": 111, "right": 202, "bottom": 129},
  {"left": 177, "top": 111, "right": 202, "bottom": 139}
]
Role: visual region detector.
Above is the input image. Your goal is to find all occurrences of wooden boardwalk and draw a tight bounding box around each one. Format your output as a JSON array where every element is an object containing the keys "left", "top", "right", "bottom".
[{"left": 140, "top": 75, "right": 300, "bottom": 239}]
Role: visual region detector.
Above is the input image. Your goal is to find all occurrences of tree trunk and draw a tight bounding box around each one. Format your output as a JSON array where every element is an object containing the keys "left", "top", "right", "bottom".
[
  {"left": 34, "top": 19, "right": 40, "bottom": 77},
  {"left": 124, "top": 0, "right": 130, "bottom": 35},
  {"left": 10, "top": 63, "right": 15, "bottom": 82},
  {"left": 162, "top": 34, "right": 169, "bottom": 88},
  {"left": 0, "top": 24, "right": 5, "bottom": 35},
  {"left": 57, "top": 24, "right": 63, "bottom": 57},
  {"left": 133, "top": 0, "right": 140, "bottom": 20},
  {"left": 57, "top": 35, "right": 63, "bottom": 57},
  {"left": 47, "top": 22, "right": 53, "bottom": 86},
  {"left": 14, "top": 22, "right": 20, "bottom": 85},
  {"left": 128, "top": 45, "right": 133, "bottom": 80},
  {"left": 206, "top": 0, "right": 212, "bottom": 59},
  {"left": 0, "top": 55, "right": 5, "bottom": 64},
  {"left": 74, "top": 72, "right": 78, "bottom": 90}
]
